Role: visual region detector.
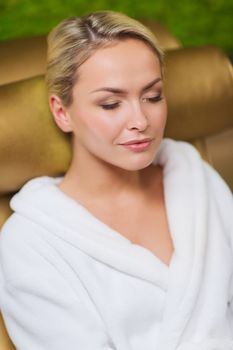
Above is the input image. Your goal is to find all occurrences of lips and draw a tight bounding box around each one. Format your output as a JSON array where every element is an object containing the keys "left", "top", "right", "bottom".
[
  {"left": 119, "top": 138, "right": 153, "bottom": 153},
  {"left": 120, "top": 138, "right": 152, "bottom": 145}
]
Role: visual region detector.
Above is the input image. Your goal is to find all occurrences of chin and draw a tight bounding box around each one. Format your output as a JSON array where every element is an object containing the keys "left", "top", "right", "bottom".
[{"left": 117, "top": 154, "right": 155, "bottom": 171}]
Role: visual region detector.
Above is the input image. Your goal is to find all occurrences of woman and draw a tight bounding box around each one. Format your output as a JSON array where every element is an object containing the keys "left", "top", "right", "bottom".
[{"left": 0, "top": 10, "right": 232, "bottom": 350}]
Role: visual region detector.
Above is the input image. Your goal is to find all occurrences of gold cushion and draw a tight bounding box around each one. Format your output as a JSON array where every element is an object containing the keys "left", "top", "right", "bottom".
[
  {"left": 0, "top": 195, "right": 13, "bottom": 229},
  {"left": 164, "top": 46, "right": 233, "bottom": 140},
  {"left": 0, "top": 36, "right": 47, "bottom": 86},
  {"left": 0, "top": 76, "right": 71, "bottom": 194},
  {"left": 0, "top": 314, "right": 15, "bottom": 350},
  {"left": 140, "top": 19, "right": 182, "bottom": 50}
]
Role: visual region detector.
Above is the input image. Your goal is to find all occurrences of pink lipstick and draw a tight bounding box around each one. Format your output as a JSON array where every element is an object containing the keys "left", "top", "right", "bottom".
[{"left": 120, "top": 139, "right": 152, "bottom": 152}]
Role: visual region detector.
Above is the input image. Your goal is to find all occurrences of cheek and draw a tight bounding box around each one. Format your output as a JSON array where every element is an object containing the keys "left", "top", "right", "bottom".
[{"left": 81, "top": 110, "right": 123, "bottom": 142}]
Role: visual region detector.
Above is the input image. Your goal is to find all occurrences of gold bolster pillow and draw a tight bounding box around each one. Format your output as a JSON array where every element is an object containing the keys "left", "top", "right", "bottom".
[
  {"left": 0, "top": 76, "right": 71, "bottom": 194},
  {"left": 164, "top": 45, "right": 233, "bottom": 140}
]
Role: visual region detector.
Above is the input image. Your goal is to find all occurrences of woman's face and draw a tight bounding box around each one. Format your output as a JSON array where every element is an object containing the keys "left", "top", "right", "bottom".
[{"left": 56, "top": 38, "right": 167, "bottom": 171}]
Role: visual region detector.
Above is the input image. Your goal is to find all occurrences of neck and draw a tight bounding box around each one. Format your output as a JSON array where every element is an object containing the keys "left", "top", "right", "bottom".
[{"left": 58, "top": 149, "right": 156, "bottom": 201}]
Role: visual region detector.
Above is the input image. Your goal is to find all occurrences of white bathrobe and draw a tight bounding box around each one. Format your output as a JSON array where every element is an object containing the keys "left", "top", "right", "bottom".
[{"left": 0, "top": 138, "right": 232, "bottom": 350}]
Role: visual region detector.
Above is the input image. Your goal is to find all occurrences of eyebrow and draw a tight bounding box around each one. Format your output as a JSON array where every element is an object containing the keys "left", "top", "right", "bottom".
[{"left": 90, "top": 77, "right": 162, "bottom": 94}]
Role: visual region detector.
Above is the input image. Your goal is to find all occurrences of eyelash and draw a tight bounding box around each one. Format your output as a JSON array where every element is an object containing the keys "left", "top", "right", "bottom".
[{"left": 100, "top": 95, "right": 162, "bottom": 110}]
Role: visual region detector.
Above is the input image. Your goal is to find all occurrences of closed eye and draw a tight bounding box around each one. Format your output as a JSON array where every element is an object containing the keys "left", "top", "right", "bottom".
[
  {"left": 100, "top": 102, "right": 120, "bottom": 110},
  {"left": 143, "top": 95, "right": 163, "bottom": 103},
  {"left": 100, "top": 95, "right": 162, "bottom": 110}
]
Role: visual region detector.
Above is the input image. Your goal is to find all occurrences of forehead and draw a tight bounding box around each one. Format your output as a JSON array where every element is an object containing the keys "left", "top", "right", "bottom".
[{"left": 76, "top": 39, "right": 161, "bottom": 89}]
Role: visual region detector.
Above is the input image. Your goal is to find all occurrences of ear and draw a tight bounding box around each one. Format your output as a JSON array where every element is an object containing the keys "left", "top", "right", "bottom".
[{"left": 49, "top": 95, "right": 73, "bottom": 133}]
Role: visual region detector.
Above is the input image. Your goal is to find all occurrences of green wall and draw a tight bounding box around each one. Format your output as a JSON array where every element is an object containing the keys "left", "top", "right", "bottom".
[{"left": 0, "top": 0, "right": 232, "bottom": 53}]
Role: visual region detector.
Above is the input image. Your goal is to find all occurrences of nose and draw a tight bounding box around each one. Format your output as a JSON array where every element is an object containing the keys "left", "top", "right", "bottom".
[{"left": 126, "top": 101, "right": 149, "bottom": 131}]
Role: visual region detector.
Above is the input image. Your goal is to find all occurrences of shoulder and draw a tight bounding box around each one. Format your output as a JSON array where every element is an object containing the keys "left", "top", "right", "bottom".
[
  {"left": 1, "top": 176, "right": 60, "bottom": 247},
  {"left": 155, "top": 138, "right": 203, "bottom": 173},
  {"left": 160, "top": 138, "right": 232, "bottom": 191},
  {"left": 203, "top": 160, "right": 232, "bottom": 232},
  {"left": 159, "top": 138, "right": 204, "bottom": 162},
  {"left": 155, "top": 138, "right": 207, "bottom": 193},
  {"left": 0, "top": 174, "right": 80, "bottom": 288},
  {"left": 0, "top": 212, "right": 57, "bottom": 286},
  {"left": 9, "top": 175, "right": 63, "bottom": 210},
  {"left": 158, "top": 138, "right": 232, "bottom": 222},
  {"left": 0, "top": 175, "right": 64, "bottom": 273}
]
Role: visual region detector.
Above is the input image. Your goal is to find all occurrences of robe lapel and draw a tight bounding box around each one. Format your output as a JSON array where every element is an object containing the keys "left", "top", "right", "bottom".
[
  {"left": 154, "top": 140, "right": 209, "bottom": 349},
  {"left": 55, "top": 208, "right": 170, "bottom": 290},
  {"left": 23, "top": 178, "right": 170, "bottom": 291}
]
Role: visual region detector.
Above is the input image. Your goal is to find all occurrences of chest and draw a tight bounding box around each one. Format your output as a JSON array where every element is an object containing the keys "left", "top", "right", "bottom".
[
  {"left": 107, "top": 200, "right": 174, "bottom": 266},
  {"left": 86, "top": 175, "right": 174, "bottom": 267}
]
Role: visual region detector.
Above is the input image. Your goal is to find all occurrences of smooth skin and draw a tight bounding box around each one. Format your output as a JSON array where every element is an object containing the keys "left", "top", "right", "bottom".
[{"left": 49, "top": 39, "right": 174, "bottom": 266}]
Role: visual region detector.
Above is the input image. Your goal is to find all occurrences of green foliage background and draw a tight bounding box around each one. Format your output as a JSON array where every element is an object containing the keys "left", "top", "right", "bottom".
[{"left": 0, "top": 0, "right": 232, "bottom": 53}]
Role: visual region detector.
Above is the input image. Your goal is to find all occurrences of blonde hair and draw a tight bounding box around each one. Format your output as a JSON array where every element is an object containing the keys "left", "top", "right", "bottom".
[{"left": 46, "top": 10, "right": 164, "bottom": 107}]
